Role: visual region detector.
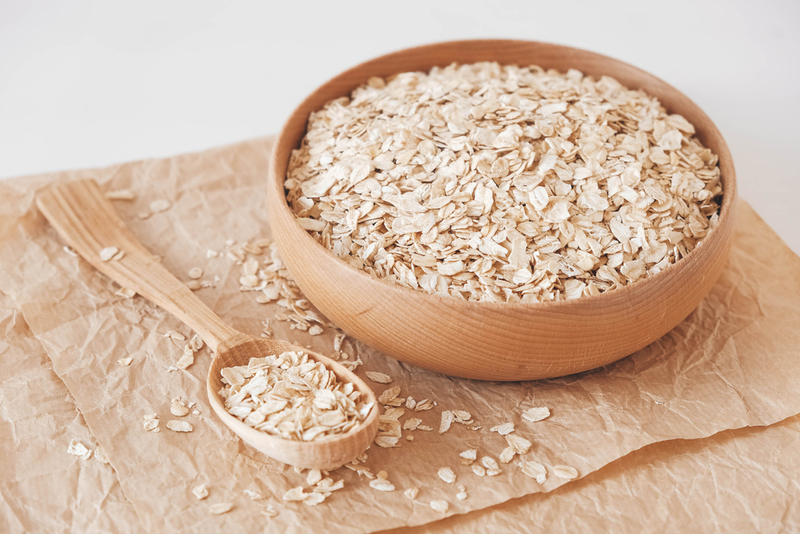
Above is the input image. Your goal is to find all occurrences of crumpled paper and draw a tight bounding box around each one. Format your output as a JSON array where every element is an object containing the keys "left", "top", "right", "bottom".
[
  {"left": 390, "top": 413, "right": 800, "bottom": 533},
  {"left": 0, "top": 290, "right": 141, "bottom": 534},
  {"left": 1, "top": 137, "right": 799, "bottom": 533}
]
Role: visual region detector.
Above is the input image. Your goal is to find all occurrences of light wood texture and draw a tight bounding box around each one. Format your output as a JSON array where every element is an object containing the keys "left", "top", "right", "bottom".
[
  {"left": 267, "top": 39, "right": 738, "bottom": 381},
  {"left": 36, "top": 179, "right": 379, "bottom": 469}
]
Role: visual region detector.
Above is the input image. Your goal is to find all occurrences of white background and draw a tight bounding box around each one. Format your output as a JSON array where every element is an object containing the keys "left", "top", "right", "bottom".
[{"left": 1, "top": 0, "right": 798, "bottom": 253}]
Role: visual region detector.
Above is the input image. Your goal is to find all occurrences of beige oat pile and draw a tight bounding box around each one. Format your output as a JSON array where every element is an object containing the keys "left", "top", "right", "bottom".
[{"left": 286, "top": 62, "right": 722, "bottom": 303}]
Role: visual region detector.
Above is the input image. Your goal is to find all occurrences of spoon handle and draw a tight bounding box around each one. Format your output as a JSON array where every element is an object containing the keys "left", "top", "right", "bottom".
[{"left": 36, "top": 179, "right": 238, "bottom": 352}]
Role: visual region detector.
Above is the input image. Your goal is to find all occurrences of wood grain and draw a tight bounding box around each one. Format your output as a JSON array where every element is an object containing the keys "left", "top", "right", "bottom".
[
  {"left": 267, "top": 39, "right": 738, "bottom": 381},
  {"left": 36, "top": 179, "right": 379, "bottom": 469}
]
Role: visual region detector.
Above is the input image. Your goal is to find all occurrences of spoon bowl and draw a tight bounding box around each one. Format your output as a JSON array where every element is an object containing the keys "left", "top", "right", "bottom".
[
  {"left": 207, "top": 333, "right": 379, "bottom": 469},
  {"left": 36, "top": 179, "right": 380, "bottom": 470}
]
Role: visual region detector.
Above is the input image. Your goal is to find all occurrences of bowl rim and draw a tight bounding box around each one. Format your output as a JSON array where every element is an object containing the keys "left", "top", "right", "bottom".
[{"left": 268, "top": 38, "right": 737, "bottom": 314}]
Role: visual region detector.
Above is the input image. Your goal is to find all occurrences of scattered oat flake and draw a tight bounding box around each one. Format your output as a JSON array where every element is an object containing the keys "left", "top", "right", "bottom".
[
  {"left": 67, "top": 439, "right": 92, "bottom": 460},
  {"left": 333, "top": 333, "right": 345, "bottom": 352},
  {"left": 374, "top": 435, "right": 399, "bottom": 448},
  {"left": 308, "top": 325, "right": 323, "bottom": 336},
  {"left": 261, "top": 505, "right": 279, "bottom": 518},
  {"left": 142, "top": 413, "right": 159, "bottom": 432},
  {"left": 482, "top": 457, "right": 499, "bottom": 471},
  {"left": 166, "top": 420, "right": 193, "bottom": 432},
  {"left": 174, "top": 347, "right": 195, "bottom": 370},
  {"left": 192, "top": 484, "right": 209, "bottom": 500},
  {"left": 414, "top": 399, "right": 434, "bottom": 411},
  {"left": 149, "top": 199, "right": 171, "bottom": 213},
  {"left": 166, "top": 330, "right": 186, "bottom": 341},
  {"left": 243, "top": 489, "right": 264, "bottom": 500},
  {"left": 306, "top": 469, "right": 322, "bottom": 486},
  {"left": 472, "top": 465, "right": 486, "bottom": 477},
  {"left": 430, "top": 500, "right": 449, "bottom": 513},
  {"left": 63, "top": 245, "right": 78, "bottom": 257},
  {"left": 403, "top": 418, "right": 421, "bottom": 431},
  {"left": 506, "top": 434, "right": 532, "bottom": 455},
  {"left": 460, "top": 449, "right": 477, "bottom": 461},
  {"left": 453, "top": 410, "right": 471, "bottom": 422},
  {"left": 186, "top": 280, "right": 202, "bottom": 291},
  {"left": 439, "top": 410, "right": 454, "bottom": 434},
  {"left": 404, "top": 487, "right": 419, "bottom": 500},
  {"left": 522, "top": 407, "right": 551, "bottom": 422},
  {"left": 365, "top": 371, "right": 393, "bottom": 384},
  {"left": 117, "top": 357, "right": 133, "bottom": 367},
  {"left": 490, "top": 422, "right": 515, "bottom": 435},
  {"left": 94, "top": 445, "right": 110, "bottom": 464},
  {"left": 170, "top": 397, "right": 189, "bottom": 417},
  {"left": 521, "top": 461, "right": 547, "bottom": 484},
  {"left": 378, "top": 386, "right": 401, "bottom": 404},
  {"left": 499, "top": 446, "right": 517, "bottom": 464},
  {"left": 438, "top": 467, "right": 456, "bottom": 484},
  {"left": 553, "top": 465, "right": 579, "bottom": 480},
  {"left": 188, "top": 267, "right": 203, "bottom": 279},
  {"left": 209, "top": 502, "right": 233, "bottom": 515},
  {"left": 456, "top": 492, "right": 468, "bottom": 501},
  {"left": 99, "top": 246, "right": 119, "bottom": 261},
  {"left": 115, "top": 287, "right": 136, "bottom": 298},
  {"left": 369, "top": 479, "right": 395, "bottom": 492},
  {"left": 283, "top": 487, "right": 307, "bottom": 501},
  {"left": 304, "top": 493, "right": 326, "bottom": 506}
]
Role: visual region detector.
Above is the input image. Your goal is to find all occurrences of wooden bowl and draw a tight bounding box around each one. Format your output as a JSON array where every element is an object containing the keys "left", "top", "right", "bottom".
[{"left": 266, "top": 40, "right": 737, "bottom": 381}]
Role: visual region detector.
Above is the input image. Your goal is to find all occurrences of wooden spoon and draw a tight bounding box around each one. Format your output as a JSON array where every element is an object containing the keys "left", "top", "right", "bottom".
[{"left": 36, "top": 179, "right": 380, "bottom": 470}]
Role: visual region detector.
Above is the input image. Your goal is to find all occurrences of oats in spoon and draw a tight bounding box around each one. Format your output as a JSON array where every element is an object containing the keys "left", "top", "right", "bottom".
[{"left": 219, "top": 350, "right": 372, "bottom": 441}]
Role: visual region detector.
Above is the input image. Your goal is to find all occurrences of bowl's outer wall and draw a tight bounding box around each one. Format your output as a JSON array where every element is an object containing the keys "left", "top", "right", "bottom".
[{"left": 267, "top": 40, "right": 738, "bottom": 381}]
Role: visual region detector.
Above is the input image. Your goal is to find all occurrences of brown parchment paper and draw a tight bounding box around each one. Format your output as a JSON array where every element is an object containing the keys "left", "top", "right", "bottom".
[
  {"left": 1, "top": 137, "right": 800, "bottom": 532},
  {"left": 391, "top": 413, "right": 800, "bottom": 533},
  {"left": 0, "top": 289, "right": 141, "bottom": 534}
]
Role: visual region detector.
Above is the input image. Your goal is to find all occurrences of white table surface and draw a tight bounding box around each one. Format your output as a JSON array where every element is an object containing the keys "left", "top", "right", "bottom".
[{"left": 2, "top": 0, "right": 798, "bottom": 254}]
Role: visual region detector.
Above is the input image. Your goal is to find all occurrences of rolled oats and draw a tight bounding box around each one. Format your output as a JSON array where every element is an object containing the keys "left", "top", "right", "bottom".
[
  {"left": 218, "top": 350, "right": 372, "bottom": 441},
  {"left": 286, "top": 63, "right": 723, "bottom": 303},
  {"left": 430, "top": 500, "right": 449, "bottom": 513},
  {"left": 67, "top": 439, "right": 92, "bottom": 460},
  {"left": 166, "top": 420, "right": 193, "bottom": 433},
  {"left": 99, "top": 247, "right": 119, "bottom": 262},
  {"left": 192, "top": 484, "right": 209, "bottom": 500},
  {"left": 520, "top": 461, "right": 547, "bottom": 484},
  {"left": 94, "top": 445, "right": 110, "bottom": 464},
  {"left": 553, "top": 465, "right": 579, "bottom": 480},
  {"left": 148, "top": 199, "right": 171, "bottom": 213},
  {"left": 366, "top": 371, "right": 393, "bottom": 384},
  {"left": 208, "top": 502, "right": 233, "bottom": 515},
  {"left": 170, "top": 397, "right": 190, "bottom": 417},
  {"left": 522, "top": 406, "right": 551, "bottom": 422},
  {"left": 369, "top": 478, "right": 396, "bottom": 492},
  {"left": 437, "top": 467, "right": 457, "bottom": 484},
  {"left": 404, "top": 487, "right": 419, "bottom": 500}
]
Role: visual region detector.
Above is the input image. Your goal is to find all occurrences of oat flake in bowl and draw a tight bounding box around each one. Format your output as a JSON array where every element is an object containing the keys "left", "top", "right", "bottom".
[{"left": 285, "top": 62, "right": 722, "bottom": 303}]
